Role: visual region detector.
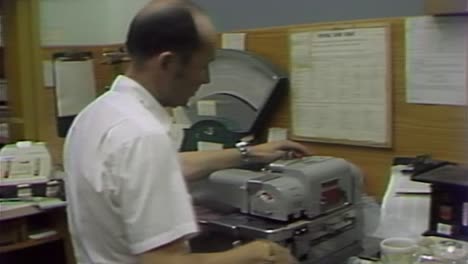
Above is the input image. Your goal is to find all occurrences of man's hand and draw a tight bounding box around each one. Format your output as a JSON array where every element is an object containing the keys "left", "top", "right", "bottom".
[
  {"left": 247, "top": 140, "right": 312, "bottom": 164},
  {"left": 235, "top": 240, "right": 297, "bottom": 264},
  {"left": 141, "top": 238, "right": 297, "bottom": 264},
  {"left": 265, "top": 241, "right": 298, "bottom": 264}
]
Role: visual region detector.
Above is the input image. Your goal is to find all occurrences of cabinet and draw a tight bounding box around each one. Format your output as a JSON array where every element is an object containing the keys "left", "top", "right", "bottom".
[{"left": 0, "top": 205, "right": 72, "bottom": 264}]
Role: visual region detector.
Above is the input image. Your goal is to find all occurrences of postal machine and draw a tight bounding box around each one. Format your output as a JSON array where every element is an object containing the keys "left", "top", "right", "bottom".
[
  {"left": 191, "top": 156, "right": 365, "bottom": 264},
  {"left": 181, "top": 49, "right": 365, "bottom": 263}
]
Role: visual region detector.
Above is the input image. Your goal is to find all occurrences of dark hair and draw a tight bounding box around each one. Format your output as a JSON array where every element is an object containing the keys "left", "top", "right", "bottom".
[{"left": 125, "top": 4, "right": 202, "bottom": 66}]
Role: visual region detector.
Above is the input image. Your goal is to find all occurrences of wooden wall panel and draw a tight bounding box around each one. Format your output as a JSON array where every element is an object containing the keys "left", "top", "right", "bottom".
[
  {"left": 240, "top": 17, "right": 468, "bottom": 198},
  {"left": 36, "top": 17, "right": 468, "bottom": 199},
  {"left": 3, "top": 0, "right": 43, "bottom": 141}
]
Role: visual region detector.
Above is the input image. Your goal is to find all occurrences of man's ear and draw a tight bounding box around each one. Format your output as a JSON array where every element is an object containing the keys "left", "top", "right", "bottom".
[{"left": 157, "top": 51, "right": 177, "bottom": 72}]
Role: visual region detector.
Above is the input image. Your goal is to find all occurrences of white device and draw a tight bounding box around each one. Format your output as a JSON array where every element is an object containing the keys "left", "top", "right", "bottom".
[{"left": 0, "top": 141, "right": 52, "bottom": 185}]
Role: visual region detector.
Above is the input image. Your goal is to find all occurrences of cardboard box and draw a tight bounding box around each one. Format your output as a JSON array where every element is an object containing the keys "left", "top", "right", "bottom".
[{"left": 425, "top": 0, "right": 468, "bottom": 15}]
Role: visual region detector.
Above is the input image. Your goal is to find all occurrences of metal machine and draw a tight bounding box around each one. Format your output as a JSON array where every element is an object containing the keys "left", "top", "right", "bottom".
[
  {"left": 190, "top": 156, "right": 365, "bottom": 264},
  {"left": 180, "top": 48, "right": 287, "bottom": 151},
  {"left": 182, "top": 48, "right": 365, "bottom": 263}
]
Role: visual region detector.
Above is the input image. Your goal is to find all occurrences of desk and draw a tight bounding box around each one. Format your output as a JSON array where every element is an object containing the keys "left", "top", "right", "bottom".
[{"left": 0, "top": 201, "right": 74, "bottom": 264}]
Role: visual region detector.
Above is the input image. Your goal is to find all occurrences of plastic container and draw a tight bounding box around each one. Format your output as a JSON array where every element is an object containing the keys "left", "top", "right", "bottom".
[
  {"left": 431, "top": 240, "right": 467, "bottom": 264},
  {"left": 414, "top": 239, "right": 468, "bottom": 264}
]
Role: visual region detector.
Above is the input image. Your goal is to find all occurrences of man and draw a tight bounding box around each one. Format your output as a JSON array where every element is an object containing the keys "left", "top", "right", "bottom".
[{"left": 64, "top": 0, "right": 311, "bottom": 263}]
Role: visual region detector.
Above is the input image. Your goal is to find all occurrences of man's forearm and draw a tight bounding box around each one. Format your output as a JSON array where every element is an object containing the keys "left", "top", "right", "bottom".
[
  {"left": 178, "top": 139, "right": 312, "bottom": 181},
  {"left": 179, "top": 149, "right": 242, "bottom": 181}
]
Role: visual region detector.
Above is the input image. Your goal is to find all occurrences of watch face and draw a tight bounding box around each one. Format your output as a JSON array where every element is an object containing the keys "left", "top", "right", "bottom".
[
  {"left": 236, "top": 141, "right": 248, "bottom": 148},
  {"left": 235, "top": 141, "right": 250, "bottom": 163}
]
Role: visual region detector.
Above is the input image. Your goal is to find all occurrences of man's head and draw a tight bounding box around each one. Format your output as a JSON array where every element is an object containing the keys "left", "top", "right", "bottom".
[{"left": 125, "top": 0, "right": 216, "bottom": 107}]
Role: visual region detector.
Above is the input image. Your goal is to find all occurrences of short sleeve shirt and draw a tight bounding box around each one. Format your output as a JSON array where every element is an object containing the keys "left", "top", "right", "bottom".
[{"left": 63, "top": 75, "right": 198, "bottom": 264}]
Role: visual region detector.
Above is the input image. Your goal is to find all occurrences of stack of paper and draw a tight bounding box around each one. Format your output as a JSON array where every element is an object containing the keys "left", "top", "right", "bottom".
[{"left": 373, "top": 165, "right": 431, "bottom": 239}]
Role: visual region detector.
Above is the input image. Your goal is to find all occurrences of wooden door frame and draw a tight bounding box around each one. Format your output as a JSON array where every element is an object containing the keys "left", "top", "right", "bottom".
[{"left": 3, "top": 0, "right": 43, "bottom": 140}]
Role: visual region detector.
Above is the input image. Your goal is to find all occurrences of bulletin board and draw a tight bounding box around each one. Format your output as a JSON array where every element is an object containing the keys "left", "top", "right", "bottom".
[{"left": 288, "top": 23, "right": 392, "bottom": 148}]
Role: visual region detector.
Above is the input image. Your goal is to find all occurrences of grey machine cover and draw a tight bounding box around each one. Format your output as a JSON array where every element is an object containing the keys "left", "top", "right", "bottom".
[{"left": 180, "top": 49, "right": 287, "bottom": 151}]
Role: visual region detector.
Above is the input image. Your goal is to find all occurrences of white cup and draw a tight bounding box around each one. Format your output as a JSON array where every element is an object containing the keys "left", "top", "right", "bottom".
[{"left": 380, "top": 237, "right": 419, "bottom": 264}]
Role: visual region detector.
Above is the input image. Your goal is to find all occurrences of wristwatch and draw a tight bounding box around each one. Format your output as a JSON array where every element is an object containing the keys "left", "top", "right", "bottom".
[{"left": 235, "top": 141, "right": 250, "bottom": 164}]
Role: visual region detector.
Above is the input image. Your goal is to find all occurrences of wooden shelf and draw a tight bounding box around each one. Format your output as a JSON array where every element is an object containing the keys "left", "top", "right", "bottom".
[
  {"left": 0, "top": 234, "right": 62, "bottom": 254},
  {"left": 0, "top": 203, "right": 66, "bottom": 222},
  {"left": 0, "top": 117, "right": 24, "bottom": 124}
]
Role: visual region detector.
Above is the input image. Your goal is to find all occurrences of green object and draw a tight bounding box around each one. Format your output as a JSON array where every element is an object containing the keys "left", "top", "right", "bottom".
[{"left": 181, "top": 120, "right": 246, "bottom": 151}]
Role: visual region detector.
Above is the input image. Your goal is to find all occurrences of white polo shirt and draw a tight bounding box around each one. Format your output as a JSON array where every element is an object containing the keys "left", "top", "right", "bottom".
[{"left": 63, "top": 75, "right": 198, "bottom": 264}]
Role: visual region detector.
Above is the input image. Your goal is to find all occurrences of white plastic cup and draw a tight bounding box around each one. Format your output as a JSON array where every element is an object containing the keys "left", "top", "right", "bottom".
[{"left": 380, "top": 237, "right": 419, "bottom": 264}]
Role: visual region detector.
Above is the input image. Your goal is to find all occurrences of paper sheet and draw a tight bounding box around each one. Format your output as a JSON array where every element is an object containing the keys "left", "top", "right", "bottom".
[
  {"left": 197, "top": 100, "right": 217, "bottom": 116},
  {"left": 172, "top": 107, "right": 192, "bottom": 127},
  {"left": 373, "top": 165, "right": 431, "bottom": 239},
  {"left": 395, "top": 171, "right": 431, "bottom": 194},
  {"left": 267, "top": 127, "right": 288, "bottom": 142},
  {"left": 197, "top": 141, "right": 224, "bottom": 151},
  {"left": 406, "top": 16, "right": 468, "bottom": 106},
  {"left": 221, "top": 33, "right": 246, "bottom": 50},
  {"left": 54, "top": 59, "right": 96, "bottom": 116},
  {"left": 289, "top": 27, "right": 390, "bottom": 144}
]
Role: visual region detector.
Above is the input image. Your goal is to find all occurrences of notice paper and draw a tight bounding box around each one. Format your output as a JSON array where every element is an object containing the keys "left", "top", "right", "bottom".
[
  {"left": 54, "top": 59, "right": 96, "bottom": 116},
  {"left": 289, "top": 26, "right": 391, "bottom": 145},
  {"left": 221, "top": 33, "right": 246, "bottom": 50},
  {"left": 406, "top": 16, "right": 468, "bottom": 106}
]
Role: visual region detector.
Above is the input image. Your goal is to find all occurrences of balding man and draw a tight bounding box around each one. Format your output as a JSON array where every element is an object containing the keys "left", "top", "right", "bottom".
[{"left": 64, "top": 1, "right": 309, "bottom": 263}]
